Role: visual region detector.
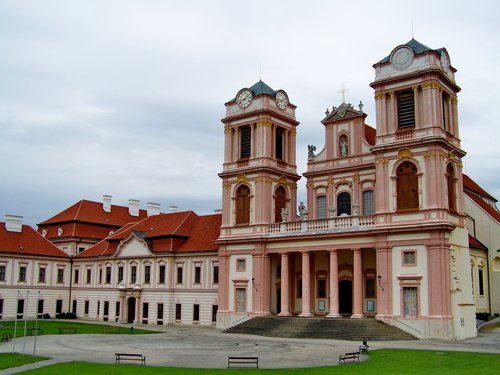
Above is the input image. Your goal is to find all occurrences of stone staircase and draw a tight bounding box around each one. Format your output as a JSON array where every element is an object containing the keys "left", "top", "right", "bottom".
[{"left": 223, "top": 316, "right": 417, "bottom": 341}]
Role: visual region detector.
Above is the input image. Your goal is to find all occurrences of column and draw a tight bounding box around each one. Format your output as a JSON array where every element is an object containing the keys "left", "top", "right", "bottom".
[
  {"left": 327, "top": 250, "right": 340, "bottom": 318},
  {"left": 119, "top": 295, "right": 125, "bottom": 323},
  {"left": 278, "top": 253, "right": 291, "bottom": 316},
  {"left": 299, "top": 252, "right": 312, "bottom": 317},
  {"left": 351, "top": 249, "right": 364, "bottom": 318},
  {"left": 134, "top": 296, "right": 141, "bottom": 324}
]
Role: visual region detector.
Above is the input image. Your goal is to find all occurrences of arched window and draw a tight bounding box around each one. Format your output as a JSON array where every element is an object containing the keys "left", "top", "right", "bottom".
[
  {"left": 362, "top": 190, "right": 374, "bottom": 216},
  {"left": 397, "top": 161, "right": 419, "bottom": 211},
  {"left": 274, "top": 186, "right": 287, "bottom": 223},
  {"left": 446, "top": 163, "right": 457, "bottom": 212},
  {"left": 316, "top": 195, "right": 327, "bottom": 219},
  {"left": 337, "top": 192, "right": 351, "bottom": 216},
  {"left": 236, "top": 185, "right": 250, "bottom": 224}
]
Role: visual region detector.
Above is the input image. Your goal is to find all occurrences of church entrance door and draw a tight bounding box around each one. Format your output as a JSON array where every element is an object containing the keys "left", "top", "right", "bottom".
[
  {"left": 339, "top": 280, "right": 352, "bottom": 315},
  {"left": 127, "top": 297, "right": 136, "bottom": 323}
]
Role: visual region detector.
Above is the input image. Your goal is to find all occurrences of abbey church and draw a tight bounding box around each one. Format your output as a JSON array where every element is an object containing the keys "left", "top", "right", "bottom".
[{"left": 1, "top": 39, "right": 498, "bottom": 340}]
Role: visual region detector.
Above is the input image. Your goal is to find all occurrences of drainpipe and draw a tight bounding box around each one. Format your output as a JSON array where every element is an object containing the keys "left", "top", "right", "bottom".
[{"left": 68, "top": 254, "right": 74, "bottom": 314}]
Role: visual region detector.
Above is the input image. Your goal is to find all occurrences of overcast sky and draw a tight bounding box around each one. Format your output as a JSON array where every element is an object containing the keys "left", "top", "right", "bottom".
[{"left": 1, "top": 0, "right": 499, "bottom": 227}]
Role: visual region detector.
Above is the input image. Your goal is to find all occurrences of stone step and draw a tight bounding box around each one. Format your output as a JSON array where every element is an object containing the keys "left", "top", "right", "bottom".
[{"left": 224, "top": 316, "right": 417, "bottom": 341}]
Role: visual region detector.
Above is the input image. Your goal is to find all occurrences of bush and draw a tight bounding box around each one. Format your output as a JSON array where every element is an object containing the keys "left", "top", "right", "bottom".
[
  {"left": 43, "top": 313, "right": 51, "bottom": 319},
  {"left": 56, "top": 312, "right": 76, "bottom": 319}
]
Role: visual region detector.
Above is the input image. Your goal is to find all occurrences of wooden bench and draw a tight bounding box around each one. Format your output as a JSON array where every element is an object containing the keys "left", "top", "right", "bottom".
[
  {"left": 359, "top": 340, "right": 369, "bottom": 354},
  {"left": 227, "top": 356, "right": 259, "bottom": 368},
  {"left": 27, "top": 327, "right": 43, "bottom": 336},
  {"left": 102, "top": 326, "right": 121, "bottom": 334},
  {"left": 115, "top": 353, "right": 146, "bottom": 365},
  {"left": 58, "top": 327, "right": 77, "bottom": 334},
  {"left": 339, "top": 351, "right": 360, "bottom": 364}
]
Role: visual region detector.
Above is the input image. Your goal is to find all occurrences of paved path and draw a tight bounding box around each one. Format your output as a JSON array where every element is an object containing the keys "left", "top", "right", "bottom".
[{"left": 1, "top": 324, "right": 499, "bottom": 373}]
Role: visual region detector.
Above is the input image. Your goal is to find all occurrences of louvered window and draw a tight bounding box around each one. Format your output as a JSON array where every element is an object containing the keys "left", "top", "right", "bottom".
[
  {"left": 275, "top": 127, "right": 283, "bottom": 160},
  {"left": 397, "top": 91, "right": 415, "bottom": 129},
  {"left": 240, "top": 126, "right": 251, "bottom": 158}
]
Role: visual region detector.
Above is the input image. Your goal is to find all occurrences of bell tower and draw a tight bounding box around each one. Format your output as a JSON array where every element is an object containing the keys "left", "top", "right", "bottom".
[
  {"left": 370, "top": 39, "right": 466, "bottom": 224},
  {"left": 219, "top": 81, "right": 300, "bottom": 237}
]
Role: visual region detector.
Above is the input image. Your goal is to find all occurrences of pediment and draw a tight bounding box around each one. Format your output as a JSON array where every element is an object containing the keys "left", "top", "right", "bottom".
[
  {"left": 113, "top": 232, "right": 153, "bottom": 258},
  {"left": 322, "top": 102, "right": 366, "bottom": 124}
]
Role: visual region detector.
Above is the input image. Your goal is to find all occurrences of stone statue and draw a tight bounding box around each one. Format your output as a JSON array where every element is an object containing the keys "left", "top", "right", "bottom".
[
  {"left": 328, "top": 205, "right": 336, "bottom": 218},
  {"left": 298, "top": 201, "right": 308, "bottom": 221},
  {"left": 340, "top": 137, "right": 348, "bottom": 158},
  {"left": 280, "top": 207, "right": 288, "bottom": 222},
  {"left": 308, "top": 145, "right": 316, "bottom": 159}
]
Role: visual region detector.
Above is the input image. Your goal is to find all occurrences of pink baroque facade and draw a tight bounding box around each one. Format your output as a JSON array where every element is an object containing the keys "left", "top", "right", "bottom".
[{"left": 216, "top": 40, "right": 477, "bottom": 340}]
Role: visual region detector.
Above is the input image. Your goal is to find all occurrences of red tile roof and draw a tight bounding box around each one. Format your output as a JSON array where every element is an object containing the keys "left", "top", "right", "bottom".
[
  {"left": 0, "top": 223, "right": 68, "bottom": 258},
  {"left": 463, "top": 174, "right": 497, "bottom": 202},
  {"left": 469, "top": 235, "right": 488, "bottom": 251},
  {"left": 76, "top": 212, "right": 221, "bottom": 258},
  {"left": 364, "top": 124, "right": 376, "bottom": 146},
  {"left": 37, "top": 199, "right": 148, "bottom": 239},
  {"left": 465, "top": 190, "right": 500, "bottom": 223},
  {"left": 462, "top": 175, "right": 500, "bottom": 223}
]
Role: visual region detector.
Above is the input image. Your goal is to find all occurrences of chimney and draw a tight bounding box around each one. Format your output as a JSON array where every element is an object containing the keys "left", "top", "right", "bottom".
[
  {"left": 103, "top": 194, "right": 112, "bottom": 213},
  {"left": 5, "top": 215, "right": 23, "bottom": 233},
  {"left": 128, "top": 199, "right": 140, "bottom": 217},
  {"left": 147, "top": 202, "right": 161, "bottom": 217},
  {"left": 169, "top": 205, "right": 178, "bottom": 212}
]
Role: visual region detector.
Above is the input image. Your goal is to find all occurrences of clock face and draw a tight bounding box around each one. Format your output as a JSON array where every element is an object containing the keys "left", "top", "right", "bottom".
[
  {"left": 237, "top": 89, "right": 252, "bottom": 108},
  {"left": 391, "top": 46, "right": 414, "bottom": 70},
  {"left": 440, "top": 52, "right": 449, "bottom": 72},
  {"left": 275, "top": 91, "right": 288, "bottom": 110}
]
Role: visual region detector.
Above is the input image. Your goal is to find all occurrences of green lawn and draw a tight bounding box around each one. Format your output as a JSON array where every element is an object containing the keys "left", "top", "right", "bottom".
[
  {"left": 12, "top": 350, "right": 500, "bottom": 374},
  {"left": 0, "top": 353, "right": 49, "bottom": 370},
  {"left": 0, "top": 320, "right": 159, "bottom": 337}
]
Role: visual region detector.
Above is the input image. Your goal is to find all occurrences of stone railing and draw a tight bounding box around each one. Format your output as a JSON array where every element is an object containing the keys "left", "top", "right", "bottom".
[{"left": 267, "top": 215, "right": 376, "bottom": 235}]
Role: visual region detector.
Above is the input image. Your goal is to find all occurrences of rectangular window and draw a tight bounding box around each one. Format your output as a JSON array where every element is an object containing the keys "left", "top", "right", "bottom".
[
  {"left": 275, "top": 127, "right": 283, "bottom": 160},
  {"left": 144, "top": 265, "right": 151, "bottom": 284},
  {"left": 362, "top": 190, "right": 374, "bottom": 216},
  {"left": 236, "top": 288, "right": 246, "bottom": 313},
  {"left": 103, "top": 301, "right": 109, "bottom": 317},
  {"left": 175, "top": 304, "right": 181, "bottom": 320},
  {"left": 478, "top": 269, "right": 485, "bottom": 296},
  {"left": 38, "top": 299, "right": 44, "bottom": 316},
  {"left": 316, "top": 195, "right": 327, "bottom": 219},
  {"left": 105, "top": 266, "right": 111, "bottom": 284},
  {"left": 159, "top": 265, "right": 166, "bottom": 284},
  {"left": 0, "top": 299, "right": 3, "bottom": 319},
  {"left": 56, "top": 299, "right": 63, "bottom": 314},
  {"left": 131, "top": 266, "right": 137, "bottom": 284},
  {"left": 99, "top": 267, "right": 102, "bottom": 284},
  {"left": 403, "top": 251, "right": 416, "bottom": 266},
  {"left": 17, "top": 299, "right": 24, "bottom": 318},
  {"left": 236, "top": 259, "right": 246, "bottom": 272},
  {"left": 74, "top": 268, "right": 79, "bottom": 284},
  {"left": 0, "top": 265, "right": 5, "bottom": 281},
  {"left": 116, "top": 301, "right": 120, "bottom": 319},
  {"left": 97, "top": 301, "right": 100, "bottom": 317},
  {"left": 240, "top": 125, "right": 251, "bottom": 158},
  {"left": 397, "top": 90, "right": 415, "bottom": 129},
  {"left": 157, "top": 303, "right": 164, "bottom": 320},
  {"left": 193, "top": 304, "right": 200, "bottom": 322},
  {"left": 403, "top": 287, "right": 418, "bottom": 318},
  {"left": 57, "top": 268, "right": 64, "bottom": 283},
  {"left": 118, "top": 266, "right": 123, "bottom": 283},
  {"left": 84, "top": 300, "right": 89, "bottom": 315},
  {"left": 213, "top": 265, "right": 219, "bottom": 284},
  {"left": 72, "top": 300, "right": 77, "bottom": 314},
  {"left": 39, "top": 267, "right": 46, "bottom": 283},
  {"left": 317, "top": 279, "right": 326, "bottom": 298},
  {"left": 212, "top": 305, "right": 218, "bottom": 323},
  {"left": 19, "top": 265, "right": 27, "bottom": 282},
  {"left": 86, "top": 268, "right": 92, "bottom": 284},
  {"left": 365, "top": 278, "right": 375, "bottom": 298},
  {"left": 177, "top": 266, "right": 183, "bottom": 284},
  {"left": 194, "top": 266, "right": 201, "bottom": 284}
]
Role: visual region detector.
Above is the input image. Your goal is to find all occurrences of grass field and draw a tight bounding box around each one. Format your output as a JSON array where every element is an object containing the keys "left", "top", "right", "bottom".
[
  {"left": 10, "top": 350, "right": 500, "bottom": 374},
  {"left": 0, "top": 353, "right": 49, "bottom": 370},
  {"left": 0, "top": 320, "right": 159, "bottom": 337}
]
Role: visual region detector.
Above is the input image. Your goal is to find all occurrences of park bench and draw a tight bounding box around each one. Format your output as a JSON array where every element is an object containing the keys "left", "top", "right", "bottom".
[
  {"left": 58, "top": 327, "right": 77, "bottom": 334},
  {"left": 338, "top": 351, "right": 360, "bottom": 364},
  {"left": 359, "top": 340, "right": 369, "bottom": 353},
  {"left": 227, "top": 356, "right": 259, "bottom": 368},
  {"left": 115, "top": 353, "right": 146, "bottom": 365},
  {"left": 27, "top": 327, "right": 43, "bottom": 336},
  {"left": 102, "top": 326, "right": 121, "bottom": 334}
]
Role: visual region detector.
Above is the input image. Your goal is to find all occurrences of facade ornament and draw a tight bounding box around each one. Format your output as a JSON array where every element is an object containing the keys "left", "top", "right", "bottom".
[
  {"left": 236, "top": 174, "right": 247, "bottom": 183},
  {"left": 358, "top": 101, "right": 364, "bottom": 112},
  {"left": 280, "top": 207, "right": 289, "bottom": 222},
  {"left": 325, "top": 108, "right": 330, "bottom": 117},
  {"left": 298, "top": 201, "right": 308, "bottom": 221},
  {"left": 398, "top": 149, "right": 412, "bottom": 159},
  {"left": 308, "top": 145, "right": 316, "bottom": 159},
  {"left": 352, "top": 201, "right": 359, "bottom": 216},
  {"left": 328, "top": 205, "right": 336, "bottom": 218},
  {"left": 340, "top": 136, "right": 348, "bottom": 158}
]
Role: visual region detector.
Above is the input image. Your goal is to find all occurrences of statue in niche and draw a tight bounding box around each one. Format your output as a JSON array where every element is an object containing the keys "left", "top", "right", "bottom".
[
  {"left": 308, "top": 145, "right": 316, "bottom": 159},
  {"left": 298, "top": 201, "right": 308, "bottom": 221},
  {"left": 280, "top": 207, "right": 289, "bottom": 222},
  {"left": 340, "top": 136, "right": 348, "bottom": 158}
]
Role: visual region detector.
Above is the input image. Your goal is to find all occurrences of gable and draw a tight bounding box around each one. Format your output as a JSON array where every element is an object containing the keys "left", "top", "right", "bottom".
[{"left": 115, "top": 235, "right": 153, "bottom": 258}]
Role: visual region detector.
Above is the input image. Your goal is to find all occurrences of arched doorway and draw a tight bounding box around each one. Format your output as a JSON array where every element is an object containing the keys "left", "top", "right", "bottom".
[
  {"left": 127, "top": 297, "right": 136, "bottom": 323},
  {"left": 339, "top": 280, "right": 352, "bottom": 315}
]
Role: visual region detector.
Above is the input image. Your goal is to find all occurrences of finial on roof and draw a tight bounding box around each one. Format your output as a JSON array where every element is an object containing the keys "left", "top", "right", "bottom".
[
  {"left": 358, "top": 101, "right": 364, "bottom": 112},
  {"left": 325, "top": 108, "right": 330, "bottom": 116},
  {"left": 337, "top": 84, "right": 349, "bottom": 104}
]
